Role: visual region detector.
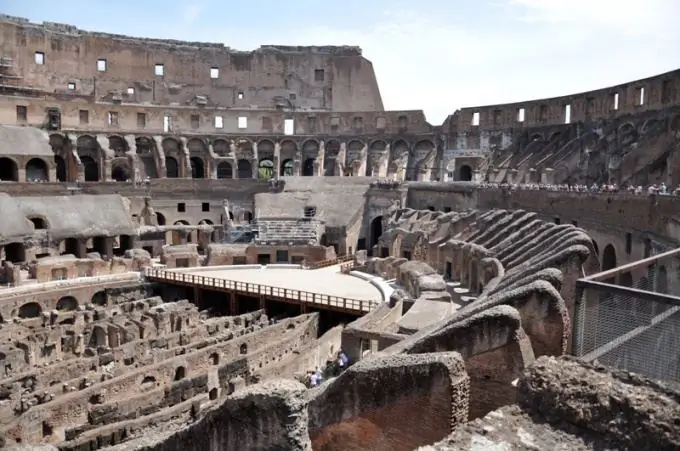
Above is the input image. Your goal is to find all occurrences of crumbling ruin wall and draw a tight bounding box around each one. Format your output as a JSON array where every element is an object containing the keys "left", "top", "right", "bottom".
[{"left": 307, "top": 352, "right": 469, "bottom": 450}]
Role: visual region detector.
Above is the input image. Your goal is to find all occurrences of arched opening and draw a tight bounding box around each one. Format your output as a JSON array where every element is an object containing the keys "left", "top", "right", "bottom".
[
  {"left": 28, "top": 217, "right": 48, "bottom": 230},
  {"left": 602, "top": 244, "right": 617, "bottom": 271},
  {"left": 156, "top": 212, "right": 166, "bottom": 226},
  {"left": 458, "top": 165, "right": 473, "bottom": 182},
  {"left": 258, "top": 159, "right": 274, "bottom": 180},
  {"left": 56, "top": 296, "right": 78, "bottom": 311},
  {"left": 209, "top": 388, "right": 218, "bottom": 400},
  {"left": 370, "top": 216, "right": 383, "bottom": 251},
  {"left": 210, "top": 353, "right": 219, "bottom": 365},
  {"left": 141, "top": 376, "right": 156, "bottom": 387},
  {"left": 62, "top": 237, "right": 80, "bottom": 256},
  {"left": 302, "top": 158, "right": 315, "bottom": 176},
  {"left": 91, "top": 291, "right": 107, "bottom": 306},
  {"left": 54, "top": 155, "right": 67, "bottom": 182},
  {"left": 217, "top": 162, "right": 233, "bottom": 179},
  {"left": 239, "top": 343, "right": 247, "bottom": 355},
  {"left": 165, "top": 157, "right": 179, "bottom": 178},
  {"left": 190, "top": 157, "right": 205, "bottom": 179},
  {"left": 25, "top": 158, "right": 49, "bottom": 182},
  {"left": 80, "top": 156, "right": 99, "bottom": 182},
  {"left": 237, "top": 159, "right": 252, "bottom": 179},
  {"left": 4, "top": 242, "right": 25, "bottom": 263},
  {"left": 280, "top": 159, "right": 294, "bottom": 176},
  {"left": 18, "top": 302, "right": 42, "bottom": 319},
  {"left": 174, "top": 366, "right": 186, "bottom": 381},
  {"left": 111, "top": 164, "right": 130, "bottom": 182},
  {"left": 0, "top": 157, "right": 18, "bottom": 181}
]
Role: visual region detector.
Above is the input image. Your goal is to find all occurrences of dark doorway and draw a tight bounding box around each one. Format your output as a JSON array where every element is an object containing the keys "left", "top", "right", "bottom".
[
  {"left": 4, "top": 242, "right": 25, "bottom": 263},
  {"left": 276, "top": 250, "right": 289, "bottom": 263},
  {"left": 369, "top": 216, "right": 383, "bottom": 251},
  {"left": 111, "top": 165, "right": 129, "bottom": 182},
  {"left": 166, "top": 157, "right": 179, "bottom": 178},
  {"left": 190, "top": 157, "right": 205, "bottom": 178},
  {"left": 54, "top": 155, "right": 67, "bottom": 182},
  {"left": 81, "top": 156, "right": 99, "bottom": 181},
  {"left": 458, "top": 164, "right": 472, "bottom": 181},
  {"left": 302, "top": 158, "right": 315, "bottom": 176},
  {"left": 445, "top": 262, "right": 452, "bottom": 280},
  {"left": 237, "top": 159, "right": 252, "bottom": 179},
  {"left": 257, "top": 254, "right": 271, "bottom": 265},
  {"left": 0, "top": 157, "right": 18, "bottom": 181}
]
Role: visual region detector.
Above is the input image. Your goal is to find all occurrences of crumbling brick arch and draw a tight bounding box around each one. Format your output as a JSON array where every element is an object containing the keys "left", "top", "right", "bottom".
[
  {"left": 18, "top": 302, "right": 42, "bottom": 319},
  {"left": 91, "top": 291, "right": 107, "bottom": 306},
  {"left": 76, "top": 135, "right": 101, "bottom": 181},
  {"left": 174, "top": 366, "right": 186, "bottom": 381},
  {"left": 111, "top": 158, "right": 131, "bottom": 182},
  {"left": 25, "top": 157, "right": 50, "bottom": 182},
  {"left": 27, "top": 215, "right": 49, "bottom": 230},
  {"left": 239, "top": 343, "right": 248, "bottom": 355},
  {"left": 56, "top": 296, "right": 78, "bottom": 312},
  {"left": 135, "top": 136, "right": 158, "bottom": 178},
  {"left": 0, "top": 156, "right": 19, "bottom": 182},
  {"left": 323, "top": 140, "right": 341, "bottom": 176}
]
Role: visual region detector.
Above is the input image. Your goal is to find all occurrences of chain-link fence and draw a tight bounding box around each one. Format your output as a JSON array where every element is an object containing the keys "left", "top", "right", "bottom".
[{"left": 572, "top": 248, "right": 680, "bottom": 383}]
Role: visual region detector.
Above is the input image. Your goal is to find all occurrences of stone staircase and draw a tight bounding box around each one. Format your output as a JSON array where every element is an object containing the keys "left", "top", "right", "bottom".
[{"left": 253, "top": 219, "right": 322, "bottom": 245}]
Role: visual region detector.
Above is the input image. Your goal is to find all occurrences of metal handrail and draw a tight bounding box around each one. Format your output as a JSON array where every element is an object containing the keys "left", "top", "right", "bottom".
[{"left": 144, "top": 267, "right": 375, "bottom": 313}]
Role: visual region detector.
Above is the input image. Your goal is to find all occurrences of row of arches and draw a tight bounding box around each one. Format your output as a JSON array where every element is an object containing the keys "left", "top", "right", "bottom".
[{"left": 0, "top": 157, "right": 50, "bottom": 182}]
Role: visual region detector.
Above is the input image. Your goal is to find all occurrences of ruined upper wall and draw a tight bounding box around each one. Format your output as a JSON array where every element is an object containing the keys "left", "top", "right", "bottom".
[
  {"left": 0, "top": 15, "right": 384, "bottom": 112},
  {"left": 444, "top": 69, "right": 680, "bottom": 133}
]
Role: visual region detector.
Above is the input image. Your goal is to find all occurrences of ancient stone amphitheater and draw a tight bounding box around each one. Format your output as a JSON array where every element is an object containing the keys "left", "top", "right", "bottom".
[{"left": 0, "top": 14, "right": 679, "bottom": 451}]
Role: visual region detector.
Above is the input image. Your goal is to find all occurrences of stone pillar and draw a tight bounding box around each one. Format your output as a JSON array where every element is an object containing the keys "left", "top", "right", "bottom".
[
  {"left": 103, "top": 237, "right": 115, "bottom": 259},
  {"left": 153, "top": 136, "right": 167, "bottom": 178},
  {"left": 231, "top": 159, "right": 238, "bottom": 179},
  {"left": 251, "top": 158, "right": 259, "bottom": 179},
  {"left": 274, "top": 142, "right": 282, "bottom": 180},
  {"left": 315, "top": 140, "right": 325, "bottom": 177},
  {"left": 180, "top": 137, "right": 191, "bottom": 178}
]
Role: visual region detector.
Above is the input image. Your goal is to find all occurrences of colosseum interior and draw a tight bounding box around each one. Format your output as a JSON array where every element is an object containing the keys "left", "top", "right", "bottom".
[{"left": 0, "top": 13, "right": 679, "bottom": 451}]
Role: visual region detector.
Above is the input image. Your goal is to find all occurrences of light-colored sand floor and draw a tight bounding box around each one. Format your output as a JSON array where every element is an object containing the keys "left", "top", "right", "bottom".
[{"left": 177, "top": 265, "right": 383, "bottom": 302}]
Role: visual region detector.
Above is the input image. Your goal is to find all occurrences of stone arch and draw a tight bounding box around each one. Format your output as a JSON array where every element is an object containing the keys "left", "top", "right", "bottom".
[
  {"left": 135, "top": 137, "right": 157, "bottom": 178},
  {"left": 212, "top": 139, "right": 230, "bottom": 157},
  {"left": 280, "top": 140, "right": 297, "bottom": 165},
  {"left": 186, "top": 138, "right": 207, "bottom": 154},
  {"left": 458, "top": 164, "right": 473, "bottom": 182},
  {"left": 258, "top": 158, "right": 274, "bottom": 180},
  {"left": 56, "top": 296, "right": 78, "bottom": 311},
  {"left": 18, "top": 302, "right": 42, "bottom": 319},
  {"left": 28, "top": 216, "right": 49, "bottom": 230},
  {"left": 156, "top": 212, "right": 166, "bottom": 226},
  {"left": 602, "top": 244, "right": 617, "bottom": 272},
  {"left": 4, "top": 242, "right": 25, "bottom": 263},
  {"left": 111, "top": 159, "right": 131, "bottom": 182},
  {"left": 80, "top": 156, "right": 99, "bottom": 182},
  {"left": 370, "top": 140, "right": 387, "bottom": 151},
  {"left": 324, "top": 140, "right": 340, "bottom": 176},
  {"left": 91, "top": 291, "right": 107, "bottom": 306},
  {"left": 302, "top": 158, "right": 315, "bottom": 176},
  {"left": 108, "top": 135, "right": 128, "bottom": 158},
  {"left": 209, "top": 388, "right": 218, "bottom": 400},
  {"left": 25, "top": 158, "right": 49, "bottom": 182},
  {"left": 239, "top": 343, "right": 247, "bottom": 355},
  {"left": 210, "top": 353, "right": 219, "bottom": 365},
  {"left": 302, "top": 139, "right": 319, "bottom": 157},
  {"left": 389, "top": 140, "right": 409, "bottom": 177},
  {"left": 54, "top": 155, "right": 67, "bottom": 182},
  {"left": 174, "top": 366, "right": 186, "bottom": 381},
  {"left": 0, "top": 157, "right": 19, "bottom": 181},
  {"left": 217, "top": 161, "right": 233, "bottom": 179},
  {"left": 165, "top": 156, "right": 179, "bottom": 178},
  {"left": 280, "top": 159, "right": 294, "bottom": 176},
  {"left": 190, "top": 157, "right": 205, "bottom": 179},
  {"left": 237, "top": 159, "right": 252, "bottom": 179},
  {"left": 370, "top": 216, "right": 383, "bottom": 250}
]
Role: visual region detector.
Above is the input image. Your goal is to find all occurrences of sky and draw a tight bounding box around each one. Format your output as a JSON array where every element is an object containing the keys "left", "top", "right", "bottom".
[{"left": 3, "top": 0, "right": 680, "bottom": 124}]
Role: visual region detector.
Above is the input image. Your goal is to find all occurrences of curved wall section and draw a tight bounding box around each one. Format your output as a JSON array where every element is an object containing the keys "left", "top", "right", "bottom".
[{"left": 0, "top": 15, "right": 384, "bottom": 112}]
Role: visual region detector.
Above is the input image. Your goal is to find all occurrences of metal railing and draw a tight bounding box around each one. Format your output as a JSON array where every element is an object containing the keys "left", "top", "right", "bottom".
[
  {"left": 144, "top": 267, "right": 375, "bottom": 313},
  {"left": 572, "top": 247, "right": 680, "bottom": 383}
]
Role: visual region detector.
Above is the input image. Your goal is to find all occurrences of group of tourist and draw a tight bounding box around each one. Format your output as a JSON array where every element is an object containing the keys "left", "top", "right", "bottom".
[
  {"left": 476, "top": 181, "right": 679, "bottom": 196},
  {"left": 303, "top": 349, "right": 349, "bottom": 388}
]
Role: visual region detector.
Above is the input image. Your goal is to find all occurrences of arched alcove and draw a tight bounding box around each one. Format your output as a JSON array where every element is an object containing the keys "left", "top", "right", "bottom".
[
  {"left": 156, "top": 212, "right": 166, "bottom": 226},
  {"left": 56, "top": 296, "right": 78, "bottom": 311},
  {"left": 280, "top": 159, "right": 294, "bottom": 176},
  {"left": 190, "top": 157, "right": 205, "bottom": 179},
  {"left": 28, "top": 217, "right": 48, "bottom": 230},
  {"left": 91, "top": 291, "right": 107, "bottom": 306},
  {"left": 26, "top": 158, "right": 49, "bottom": 182},
  {"left": 80, "top": 156, "right": 99, "bottom": 181},
  {"left": 4, "top": 242, "right": 25, "bottom": 263},
  {"left": 258, "top": 159, "right": 274, "bottom": 180},
  {"left": 165, "top": 157, "right": 179, "bottom": 178},
  {"left": 54, "top": 155, "right": 67, "bottom": 182},
  {"left": 217, "top": 162, "right": 233, "bottom": 179},
  {"left": 237, "top": 159, "right": 252, "bottom": 179},
  {"left": 111, "top": 163, "right": 131, "bottom": 182},
  {"left": 210, "top": 353, "right": 219, "bottom": 365},
  {"left": 0, "top": 157, "right": 18, "bottom": 182},
  {"left": 18, "top": 302, "right": 42, "bottom": 319},
  {"left": 174, "top": 366, "right": 186, "bottom": 381},
  {"left": 209, "top": 388, "right": 218, "bottom": 400},
  {"left": 239, "top": 343, "right": 247, "bottom": 355},
  {"left": 370, "top": 216, "right": 383, "bottom": 250},
  {"left": 302, "top": 158, "right": 315, "bottom": 176},
  {"left": 458, "top": 165, "right": 473, "bottom": 182},
  {"left": 602, "top": 244, "right": 617, "bottom": 271}
]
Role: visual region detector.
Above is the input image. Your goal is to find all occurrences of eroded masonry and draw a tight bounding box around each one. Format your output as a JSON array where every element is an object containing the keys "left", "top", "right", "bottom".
[{"left": 0, "top": 14, "right": 679, "bottom": 451}]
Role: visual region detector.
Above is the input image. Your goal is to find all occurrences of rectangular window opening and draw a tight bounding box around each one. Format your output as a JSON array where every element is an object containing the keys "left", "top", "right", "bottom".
[
  {"left": 202, "top": 202, "right": 210, "bottom": 212},
  {"left": 191, "top": 114, "right": 200, "bottom": 129},
  {"left": 612, "top": 93, "right": 620, "bottom": 110},
  {"left": 154, "top": 64, "right": 164, "bottom": 76},
  {"left": 97, "top": 59, "right": 107, "bottom": 72},
  {"left": 637, "top": 87, "right": 645, "bottom": 105},
  {"left": 16, "top": 105, "right": 27, "bottom": 122},
  {"left": 214, "top": 116, "right": 224, "bottom": 129},
  {"left": 564, "top": 104, "right": 571, "bottom": 124},
  {"left": 237, "top": 116, "right": 247, "bottom": 129},
  {"left": 210, "top": 67, "right": 219, "bottom": 79},
  {"left": 177, "top": 203, "right": 186, "bottom": 213},
  {"left": 517, "top": 108, "right": 525, "bottom": 122},
  {"left": 79, "top": 109, "right": 89, "bottom": 125},
  {"left": 67, "top": 82, "right": 76, "bottom": 91},
  {"left": 107, "top": 111, "right": 119, "bottom": 126},
  {"left": 137, "top": 112, "right": 146, "bottom": 129},
  {"left": 314, "top": 69, "right": 325, "bottom": 82},
  {"left": 284, "top": 118, "right": 295, "bottom": 135},
  {"left": 163, "top": 114, "right": 172, "bottom": 132},
  {"left": 127, "top": 87, "right": 135, "bottom": 95},
  {"left": 626, "top": 232, "right": 632, "bottom": 255},
  {"left": 34, "top": 52, "right": 45, "bottom": 65},
  {"left": 237, "top": 91, "right": 244, "bottom": 100},
  {"left": 471, "top": 112, "right": 480, "bottom": 126}
]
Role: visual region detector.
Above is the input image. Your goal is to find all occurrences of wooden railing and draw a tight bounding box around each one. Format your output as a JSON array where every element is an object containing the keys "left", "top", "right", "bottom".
[
  {"left": 144, "top": 267, "right": 375, "bottom": 313},
  {"left": 307, "top": 254, "right": 355, "bottom": 270}
]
